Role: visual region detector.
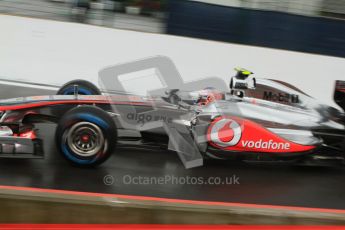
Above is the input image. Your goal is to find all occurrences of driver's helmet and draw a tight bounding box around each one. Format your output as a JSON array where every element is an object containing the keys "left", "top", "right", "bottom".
[{"left": 234, "top": 68, "right": 253, "bottom": 80}]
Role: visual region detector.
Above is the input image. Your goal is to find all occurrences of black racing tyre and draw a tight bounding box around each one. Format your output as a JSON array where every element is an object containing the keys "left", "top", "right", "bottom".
[
  {"left": 55, "top": 105, "right": 117, "bottom": 167},
  {"left": 57, "top": 79, "right": 101, "bottom": 95}
]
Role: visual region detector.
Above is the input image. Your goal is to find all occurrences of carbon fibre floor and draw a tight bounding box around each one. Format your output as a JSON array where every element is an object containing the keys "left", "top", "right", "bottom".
[{"left": 0, "top": 83, "right": 344, "bottom": 209}]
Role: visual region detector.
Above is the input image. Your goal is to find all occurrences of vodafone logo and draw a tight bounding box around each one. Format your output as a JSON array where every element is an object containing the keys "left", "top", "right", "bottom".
[
  {"left": 208, "top": 118, "right": 242, "bottom": 147},
  {"left": 242, "top": 139, "right": 290, "bottom": 150},
  {"left": 208, "top": 117, "right": 294, "bottom": 152}
]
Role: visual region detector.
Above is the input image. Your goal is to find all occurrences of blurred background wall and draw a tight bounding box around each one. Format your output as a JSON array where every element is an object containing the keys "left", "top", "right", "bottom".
[
  {"left": 166, "top": 0, "right": 345, "bottom": 58},
  {"left": 1, "top": 0, "right": 345, "bottom": 57}
]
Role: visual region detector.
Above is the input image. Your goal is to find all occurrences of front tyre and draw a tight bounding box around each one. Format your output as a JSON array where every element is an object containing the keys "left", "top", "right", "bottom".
[
  {"left": 57, "top": 79, "right": 101, "bottom": 95},
  {"left": 55, "top": 106, "right": 117, "bottom": 167}
]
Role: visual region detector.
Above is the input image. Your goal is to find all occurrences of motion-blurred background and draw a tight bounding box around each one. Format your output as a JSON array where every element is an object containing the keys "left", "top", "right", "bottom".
[{"left": 1, "top": 0, "right": 344, "bottom": 57}]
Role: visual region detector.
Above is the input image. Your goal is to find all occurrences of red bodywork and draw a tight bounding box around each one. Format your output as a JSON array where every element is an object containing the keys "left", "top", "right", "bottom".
[{"left": 207, "top": 116, "right": 316, "bottom": 153}]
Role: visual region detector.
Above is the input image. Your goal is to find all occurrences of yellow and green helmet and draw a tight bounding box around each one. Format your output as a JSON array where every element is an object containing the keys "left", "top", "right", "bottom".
[{"left": 234, "top": 67, "right": 253, "bottom": 76}]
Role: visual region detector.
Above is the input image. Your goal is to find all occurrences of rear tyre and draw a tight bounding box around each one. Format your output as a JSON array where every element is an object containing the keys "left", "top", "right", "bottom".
[
  {"left": 55, "top": 105, "right": 117, "bottom": 167},
  {"left": 57, "top": 79, "right": 101, "bottom": 95}
]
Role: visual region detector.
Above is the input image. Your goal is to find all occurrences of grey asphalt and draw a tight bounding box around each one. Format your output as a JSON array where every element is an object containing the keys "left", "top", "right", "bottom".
[{"left": 0, "top": 83, "right": 344, "bottom": 210}]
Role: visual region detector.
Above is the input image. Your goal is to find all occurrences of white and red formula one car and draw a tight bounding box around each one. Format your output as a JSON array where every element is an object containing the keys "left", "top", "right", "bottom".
[{"left": 0, "top": 68, "right": 344, "bottom": 167}]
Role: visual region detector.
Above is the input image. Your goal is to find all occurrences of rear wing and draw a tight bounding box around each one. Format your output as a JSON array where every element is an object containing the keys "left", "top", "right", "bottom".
[{"left": 334, "top": 80, "right": 345, "bottom": 111}]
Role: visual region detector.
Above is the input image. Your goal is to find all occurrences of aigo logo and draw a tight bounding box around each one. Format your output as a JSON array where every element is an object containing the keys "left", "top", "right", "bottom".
[{"left": 207, "top": 117, "right": 242, "bottom": 148}]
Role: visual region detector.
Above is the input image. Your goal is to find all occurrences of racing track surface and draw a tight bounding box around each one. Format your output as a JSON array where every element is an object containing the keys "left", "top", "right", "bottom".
[{"left": 0, "top": 83, "right": 344, "bottom": 210}]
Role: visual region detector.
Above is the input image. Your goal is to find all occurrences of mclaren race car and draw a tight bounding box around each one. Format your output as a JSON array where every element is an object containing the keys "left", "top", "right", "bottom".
[{"left": 0, "top": 68, "right": 344, "bottom": 167}]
